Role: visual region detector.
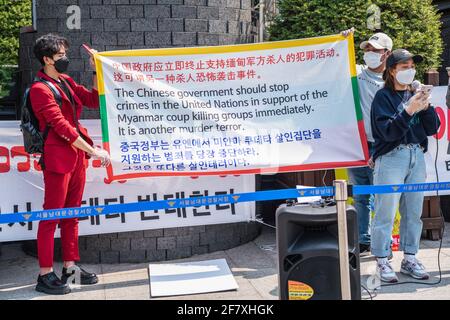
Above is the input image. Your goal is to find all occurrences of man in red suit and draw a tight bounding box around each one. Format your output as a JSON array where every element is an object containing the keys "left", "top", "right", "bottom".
[{"left": 30, "top": 34, "right": 110, "bottom": 295}]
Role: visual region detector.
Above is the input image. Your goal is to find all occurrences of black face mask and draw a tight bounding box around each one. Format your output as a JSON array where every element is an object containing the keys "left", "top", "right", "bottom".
[{"left": 53, "top": 56, "right": 70, "bottom": 73}]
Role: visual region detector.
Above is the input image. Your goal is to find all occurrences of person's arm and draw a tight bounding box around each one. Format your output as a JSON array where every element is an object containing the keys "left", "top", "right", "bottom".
[
  {"left": 371, "top": 92, "right": 414, "bottom": 142},
  {"left": 86, "top": 47, "right": 98, "bottom": 91},
  {"left": 30, "top": 82, "right": 110, "bottom": 166},
  {"left": 72, "top": 136, "right": 95, "bottom": 155},
  {"left": 72, "top": 136, "right": 110, "bottom": 166},
  {"left": 372, "top": 92, "right": 429, "bottom": 142},
  {"left": 64, "top": 48, "right": 99, "bottom": 108},
  {"left": 30, "top": 83, "right": 80, "bottom": 144},
  {"left": 418, "top": 107, "right": 440, "bottom": 136},
  {"left": 64, "top": 76, "right": 99, "bottom": 108}
]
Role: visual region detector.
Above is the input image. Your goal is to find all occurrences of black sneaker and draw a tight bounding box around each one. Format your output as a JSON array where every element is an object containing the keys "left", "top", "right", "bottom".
[
  {"left": 62, "top": 265, "right": 98, "bottom": 285},
  {"left": 359, "top": 243, "right": 370, "bottom": 255},
  {"left": 36, "top": 272, "right": 71, "bottom": 295}
]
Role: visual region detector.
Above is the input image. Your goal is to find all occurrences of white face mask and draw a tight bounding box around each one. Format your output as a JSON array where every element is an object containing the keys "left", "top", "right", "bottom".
[
  {"left": 363, "top": 51, "right": 383, "bottom": 69},
  {"left": 395, "top": 68, "right": 416, "bottom": 85}
]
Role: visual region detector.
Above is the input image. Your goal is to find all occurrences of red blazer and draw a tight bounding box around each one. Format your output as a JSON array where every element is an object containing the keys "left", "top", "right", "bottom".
[{"left": 30, "top": 70, "right": 100, "bottom": 173}]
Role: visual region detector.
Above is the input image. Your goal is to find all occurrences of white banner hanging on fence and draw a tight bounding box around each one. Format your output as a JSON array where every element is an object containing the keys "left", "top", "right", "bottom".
[
  {"left": 426, "top": 86, "right": 450, "bottom": 195},
  {"left": 0, "top": 120, "right": 255, "bottom": 242}
]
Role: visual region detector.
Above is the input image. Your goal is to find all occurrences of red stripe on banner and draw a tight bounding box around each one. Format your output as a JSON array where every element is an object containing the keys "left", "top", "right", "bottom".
[
  {"left": 104, "top": 160, "right": 369, "bottom": 182},
  {"left": 357, "top": 120, "right": 370, "bottom": 161},
  {"left": 102, "top": 141, "right": 115, "bottom": 184}
]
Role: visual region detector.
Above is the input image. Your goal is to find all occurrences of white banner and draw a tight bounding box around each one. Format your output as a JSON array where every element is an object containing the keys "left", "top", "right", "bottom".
[
  {"left": 95, "top": 34, "right": 368, "bottom": 182},
  {"left": 426, "top": 86, "right": 450, "bottom": 195},
  {"left": 0, "top": 120, "right": 255, "bottom": 242}
]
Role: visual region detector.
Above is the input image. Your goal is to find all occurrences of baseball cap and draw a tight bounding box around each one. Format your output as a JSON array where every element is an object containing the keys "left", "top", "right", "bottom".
[
  {"left": 360, "top": 32, "right": 393, "bottom": 51},
  {"left": 385, "top": 49, "right": 423, "bottom": 69}
]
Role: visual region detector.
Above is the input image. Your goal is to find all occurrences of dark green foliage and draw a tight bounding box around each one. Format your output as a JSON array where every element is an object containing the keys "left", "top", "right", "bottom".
[
  {"left": 269, "top": 0, "right": 443, "bottom": 79},
  {"left": 0, "top": 0, "right": 32, "bottom": 66}
]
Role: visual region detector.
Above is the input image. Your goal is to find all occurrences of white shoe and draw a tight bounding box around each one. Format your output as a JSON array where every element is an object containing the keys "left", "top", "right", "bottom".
[
  {"left": 400, "top": 257, "right": 430, "bottom": 280},
  {"left": 376, "top": 259, "right": 399, "bottom": 283}
]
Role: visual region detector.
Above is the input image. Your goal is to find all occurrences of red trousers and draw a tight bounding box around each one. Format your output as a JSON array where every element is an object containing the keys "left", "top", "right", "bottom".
[{"left": 37, "top": 150, "right": 86, "bottom": 268}]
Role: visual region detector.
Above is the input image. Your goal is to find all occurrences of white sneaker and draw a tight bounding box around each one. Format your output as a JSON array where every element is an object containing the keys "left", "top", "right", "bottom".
[
  {"left": 400, "top": 257, "right": 430, "bottom": 280},
  {"left": 376, "top": 259, "right": 399, "bottom": 283}
]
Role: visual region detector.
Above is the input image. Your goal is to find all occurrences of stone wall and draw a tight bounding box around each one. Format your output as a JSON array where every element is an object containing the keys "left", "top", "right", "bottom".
[
  {"left": 19, "top": 0, "right": 255, "bottom": 118},
  {"left": 18, "top": 0, "right": 260, "bottom": 263},
  {"left": 23, "top": 222, "right": 261, "bottom": 263}
]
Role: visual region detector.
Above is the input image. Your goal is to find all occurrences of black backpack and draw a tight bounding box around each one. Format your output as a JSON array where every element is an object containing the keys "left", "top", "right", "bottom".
[{"left": 20, "top": 78, "right": 62, "bottom": 154}]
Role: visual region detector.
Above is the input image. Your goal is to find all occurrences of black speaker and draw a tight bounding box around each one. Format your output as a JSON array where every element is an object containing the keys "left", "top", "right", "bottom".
[{"left": 276, "top": 203, "right": 361, "bottom": 300}]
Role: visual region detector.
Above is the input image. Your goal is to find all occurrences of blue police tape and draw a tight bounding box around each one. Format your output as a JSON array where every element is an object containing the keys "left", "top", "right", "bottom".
[
  {"left": 353, "top": 182, "right": 450, "bottom": 195},
  {"left": 0, "top": 187, "right": 332, "bottom": 224},
  {"left": 1, "top": 181, "right": 450, "bottom": 225}
]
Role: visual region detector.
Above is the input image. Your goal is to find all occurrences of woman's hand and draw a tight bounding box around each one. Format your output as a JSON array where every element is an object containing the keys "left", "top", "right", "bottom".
[
  {"left": 420, "top": 91, "right": 431, "bottom": 111},
  {"left": 405, "top": 92, "right": 429, "bottom": 115}
]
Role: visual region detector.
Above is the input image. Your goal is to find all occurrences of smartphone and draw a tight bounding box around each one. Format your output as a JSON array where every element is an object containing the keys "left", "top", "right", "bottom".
[{"left": 418, "top": 85, "right": 433, "bottom": 94}]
